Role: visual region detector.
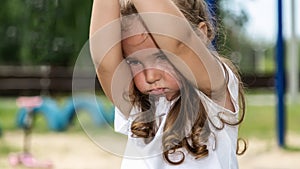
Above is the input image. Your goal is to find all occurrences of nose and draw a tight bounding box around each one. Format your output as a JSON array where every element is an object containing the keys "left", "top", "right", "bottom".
[{"left": 144, "top": 68, "right": 162, "bottom": 84}]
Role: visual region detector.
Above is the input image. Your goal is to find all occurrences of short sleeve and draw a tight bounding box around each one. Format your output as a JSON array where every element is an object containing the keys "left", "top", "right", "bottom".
[
  {"left": 224, "top": 63, "right": 240, "bottom": 113},
  {"left": 194, "top": 62, "right": 240, "bottom": 130},
  {"left": 196, "top": 63, "right": 240, "bottom": 112},
  {"left": 114, "top": 107, "right": 130, "bottom": 135}
]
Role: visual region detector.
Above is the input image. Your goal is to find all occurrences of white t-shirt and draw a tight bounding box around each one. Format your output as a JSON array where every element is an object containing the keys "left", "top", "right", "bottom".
[{"left": 114, "top": 64, "right": 240, "bottom": 169}]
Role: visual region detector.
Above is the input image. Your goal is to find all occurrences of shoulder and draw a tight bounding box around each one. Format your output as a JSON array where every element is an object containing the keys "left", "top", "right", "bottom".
[
  {"left": 195, "top": 60, "right": 240, "bottom": 112},
  {"left": 114, "top": 106, "right": 140, "bottom": 135}
]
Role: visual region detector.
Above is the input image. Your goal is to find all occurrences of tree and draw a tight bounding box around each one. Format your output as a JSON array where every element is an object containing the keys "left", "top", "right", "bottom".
[
  {"left": 0, "top": 0, "right": 24, "bottom": 64},
  {"left": 0, "top": 0, "right": 250, "bottom": 68},
  {"left": 0, "top": 0, "right": 93, "bottom": 66}
]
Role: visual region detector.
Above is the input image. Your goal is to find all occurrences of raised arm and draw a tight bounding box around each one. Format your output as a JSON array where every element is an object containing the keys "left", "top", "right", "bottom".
[
  {"left": 131, "top": 0, "right": 226, "bottom": 97},
  {"left": 90, "top": 0, "right": 132, "bottom": 117},
  {"left": 90, "top": 0, "right": 120, "bottom": 37}
]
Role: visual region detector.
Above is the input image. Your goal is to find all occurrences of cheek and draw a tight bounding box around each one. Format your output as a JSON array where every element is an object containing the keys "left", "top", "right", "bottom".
[
  {"left": 133, "top": 73, "right": 147, "bottom": 92},
  {"left": 163, "top": 67, "right": 181, "bottom": 88},
  {"left": 130, "top": 66, "right": 143, "bottom": 77},
  {"left": 166, "top": 74, "right": 180, "bottom": 89}
]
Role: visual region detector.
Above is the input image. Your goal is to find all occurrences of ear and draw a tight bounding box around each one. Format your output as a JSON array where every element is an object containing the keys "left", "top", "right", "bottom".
[{"left": 198, "top": 22, "right": 208, "bottom": 36}]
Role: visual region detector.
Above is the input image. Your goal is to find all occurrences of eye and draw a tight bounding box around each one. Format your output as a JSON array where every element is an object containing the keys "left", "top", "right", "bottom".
[
  {"left": 126, "top": 58, "right": 141, "bottom": 66},
  {"left": 156, "top": 53, "right": 168, "bottom": 60}
]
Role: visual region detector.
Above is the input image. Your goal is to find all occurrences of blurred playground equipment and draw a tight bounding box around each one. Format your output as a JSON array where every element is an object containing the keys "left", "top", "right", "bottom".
[
  {"left": 9, "top": 96, "right": 53, "bottom": 168},
  {"left": 9, "top": 95, "right": 114, "bottom": 168},
  {"left": 16, "top": 96, "right": 114, "bottom": 131}
]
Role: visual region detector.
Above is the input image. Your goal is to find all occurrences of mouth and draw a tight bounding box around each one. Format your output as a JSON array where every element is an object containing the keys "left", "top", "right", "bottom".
[{"left": 147, "top": 88, "right": 167, "bottom": 95}]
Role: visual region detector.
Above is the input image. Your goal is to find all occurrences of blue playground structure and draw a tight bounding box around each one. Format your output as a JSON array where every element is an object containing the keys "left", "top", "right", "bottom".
[{"left": 16, "top": 96, "right": 114, "bottom": 131}]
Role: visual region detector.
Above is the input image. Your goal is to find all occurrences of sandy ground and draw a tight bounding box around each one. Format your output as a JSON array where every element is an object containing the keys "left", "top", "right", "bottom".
[
  {"left": 238, "top": 135, "right": 300, "bottom": 169},
  {"left": 1, "top": 131, "right": 300, "bottom": 169}
]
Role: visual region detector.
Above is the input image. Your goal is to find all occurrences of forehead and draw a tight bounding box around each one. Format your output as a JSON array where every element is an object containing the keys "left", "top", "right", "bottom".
[
  {"left": 122, "top": 34, "right": 158, "bottom": 57},
  {"left": 121, "top": 16, "right": 160, "bottom": 57},
  {"left": 122, "top": 15, "right": 145, "bottom": 38}
]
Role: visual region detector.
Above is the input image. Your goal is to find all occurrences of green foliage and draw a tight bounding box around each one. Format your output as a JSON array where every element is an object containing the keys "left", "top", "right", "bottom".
[
  {"left": 0, "top": 0, "right": 249, "bottom": 66},
  {"left": 217, "top": 1, "right": 249, "bottom": 54},
  {"left": 0, "top": 0, "right": 93, "bottom": 66},
  {"left": 1, "top": 0, "right": 293, "bottom": 74},
  {"left": 214, "top": 1, "right": 258, "bottom": 74},
  {"left": 217, "top": 1, "right": 277, "bottom": 75}
]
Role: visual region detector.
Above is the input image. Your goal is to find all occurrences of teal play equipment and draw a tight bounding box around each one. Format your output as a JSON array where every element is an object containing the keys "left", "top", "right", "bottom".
[
  {"left": 16, "top": 96, "right": 114, "bottom": 131},
  {"left": 72, "top": 96, "right": 114, "bottom": 126},
  {"left": 16, "top": 98, "right": 73, "bottom": 131}
]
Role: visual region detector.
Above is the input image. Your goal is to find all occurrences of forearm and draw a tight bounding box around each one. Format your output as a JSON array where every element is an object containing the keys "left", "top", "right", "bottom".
[
  {"left": 89, "top": 0, "right": 122, "bottom": 100},
  {"left": 89, "top": 0, "right": 132, "bottom": 117},
  {"left": 131, "top": 0, "right": 186, "bottom": 51},
  {"left": 90, "top": 0, "right": 120, "bottom": 36}
]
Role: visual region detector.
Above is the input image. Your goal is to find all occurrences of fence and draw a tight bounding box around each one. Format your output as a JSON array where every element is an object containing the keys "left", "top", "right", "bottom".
[{"left": 0, "top": 66, "right": 276, "bottom": 96}]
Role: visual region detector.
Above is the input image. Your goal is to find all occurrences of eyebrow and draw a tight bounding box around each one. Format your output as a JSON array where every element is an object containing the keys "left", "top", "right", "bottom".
[
  {"left": 124, "top": 57, "right": 136, "bottom": 62},
  {"left": 153, "top": 51, "right": 165, "bottom": 57},
  {"left": 126, "top": 50, "right": 163, "bottom": 59}
]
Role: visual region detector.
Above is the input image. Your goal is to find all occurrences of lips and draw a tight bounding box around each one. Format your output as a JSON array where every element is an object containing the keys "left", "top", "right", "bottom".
[{"left": 148, "top": 88, "right": 166, "bottom": 95}]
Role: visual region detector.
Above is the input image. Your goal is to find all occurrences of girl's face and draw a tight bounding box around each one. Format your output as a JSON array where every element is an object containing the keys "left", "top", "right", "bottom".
[{"left": 122, "top": 34, "right": 180, "bottom": 101}]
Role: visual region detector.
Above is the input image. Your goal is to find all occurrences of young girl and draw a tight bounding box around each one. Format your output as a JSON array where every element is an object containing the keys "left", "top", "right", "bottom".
[{"left": 89, "top": 0, "right": 246, "bottom": 168}]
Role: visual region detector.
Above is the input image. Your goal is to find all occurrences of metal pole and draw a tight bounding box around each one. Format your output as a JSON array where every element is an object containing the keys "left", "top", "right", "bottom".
[
  {"left": 206, "top": 0, "right": 217, "bottom": 17},
  {"left": 288, "top": 0, "right": 299, "bottom": 102},
  {"left": 276, "top": 0, "right": 285, "bottom": 147},
  {"left": 206, "top": 0, "right": 217, "bottom": 48}
]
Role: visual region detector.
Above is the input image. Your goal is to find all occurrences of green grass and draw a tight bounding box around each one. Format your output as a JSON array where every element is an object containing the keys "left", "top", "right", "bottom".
[
  {"left": 287, "top": 103, "right": 300, "bottom": 132},
  {"left": 0, "top": 97, "right": 19, "bottom": 130},
  {"left": 0, "top": 139, "right": 20, "bottom": 156},
  {"left": 0, "top": 95, "right": 300, "bottom": 139},
  {"left": 239, "top": 105, "right": 276, "bottom": 139},
  {"left": 239, "top": 100, "right": 300, "bottom": 139}
]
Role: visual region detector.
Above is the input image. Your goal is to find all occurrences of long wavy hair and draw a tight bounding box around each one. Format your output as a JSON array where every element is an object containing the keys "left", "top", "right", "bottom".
[{"left": 120, "top": 0, "right": 246, "bottom": 165}]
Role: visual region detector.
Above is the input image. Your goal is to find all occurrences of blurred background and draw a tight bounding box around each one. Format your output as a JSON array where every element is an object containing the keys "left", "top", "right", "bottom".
[{"left": 0, "top": 0, "right": 299, "bottom": 168}]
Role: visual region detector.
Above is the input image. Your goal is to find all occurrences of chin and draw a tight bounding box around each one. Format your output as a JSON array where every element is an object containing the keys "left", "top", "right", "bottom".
[{"left": 166, "top": 93, "right": 179, "bottom": 101}]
